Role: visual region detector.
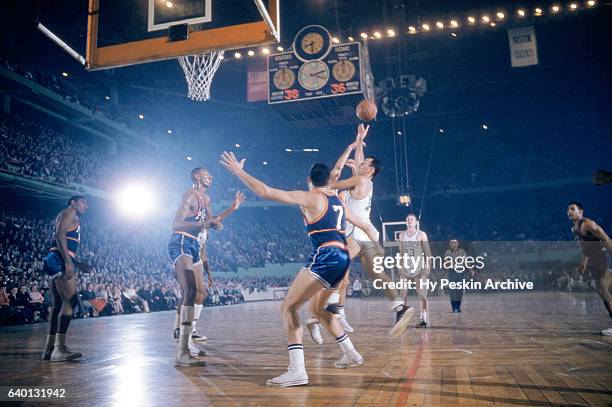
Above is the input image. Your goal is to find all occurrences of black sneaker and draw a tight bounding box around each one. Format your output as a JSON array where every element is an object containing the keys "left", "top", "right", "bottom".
[
  {"left": 389, "top": 305, "right": 415, "bottom": 337},
  {"left": 416, "top": 319, "right": 427, "bottom": 328}
]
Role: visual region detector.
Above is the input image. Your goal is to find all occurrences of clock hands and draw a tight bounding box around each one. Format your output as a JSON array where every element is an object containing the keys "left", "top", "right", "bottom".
[{"left": 309, "top": 70, "right": 327, "bottom": 79}]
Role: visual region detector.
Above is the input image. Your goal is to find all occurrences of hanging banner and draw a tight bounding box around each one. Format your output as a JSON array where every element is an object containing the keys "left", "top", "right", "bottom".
[
  {"left": 247, "top": 60, "right": 268, "bottom": 102},
  {"left": 507, "top": 26, "right": 539, "bottom": 68}
]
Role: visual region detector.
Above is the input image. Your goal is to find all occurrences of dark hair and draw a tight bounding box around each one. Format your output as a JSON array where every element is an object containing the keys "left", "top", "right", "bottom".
[
  {"left": 366, "top": 155, "right": 382, "bottom": 177},
  {"left": 68, "top": 195, "right": 86, "bottom": 206},
  {"left": 190, "top": 167, "right": 207, "bottom": 182},
  {"left": 310, "top": 163, "right": 331, "bottom": 187},
  {"left": 568, "top": 201, "right": 584, "bottom": 211}
]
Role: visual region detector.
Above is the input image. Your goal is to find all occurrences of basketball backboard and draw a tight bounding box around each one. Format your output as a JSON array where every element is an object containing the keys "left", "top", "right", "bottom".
[{"left": 85, "top": 0, "right": 280, "bottom": 71}]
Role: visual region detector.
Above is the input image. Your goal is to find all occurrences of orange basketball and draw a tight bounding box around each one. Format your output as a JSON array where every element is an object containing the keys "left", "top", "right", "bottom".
[{"left": 356, "top": 99, "right": 377, "bottom": 122}]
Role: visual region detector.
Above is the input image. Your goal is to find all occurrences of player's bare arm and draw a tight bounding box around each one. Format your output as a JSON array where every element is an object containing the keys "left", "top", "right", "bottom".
[
  {"left": 354, "top": 124, "right": 369, "bottom": 167},
  {"left": 55, "top": 208, "right": 76, "bottom": 280},
  {"left": 207, "top": 191, "right": 246, "bottom": 224},
  {"left": 419, "top": 231, "right": 432, "bottom": 272},
  {"left": 220, "top": 151, "right": 319, "bottom": 212},
  {"left": 330, "top": 142, "right": 357, "bottom": 183}
]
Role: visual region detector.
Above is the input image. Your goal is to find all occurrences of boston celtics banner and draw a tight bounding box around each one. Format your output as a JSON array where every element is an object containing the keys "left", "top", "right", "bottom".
[{"left": 507, "top": 26, "right": 539, "bottom": 67}]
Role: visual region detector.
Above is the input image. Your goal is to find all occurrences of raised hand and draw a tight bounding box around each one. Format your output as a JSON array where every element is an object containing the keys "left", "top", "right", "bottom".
[
  {"left": 356, "top": 123, "right": 370, "bottom": 141},
  {"left": 345, "top": 159, "right": 357, "bottom": 170},
  {"left": 231, "top": 191, "right": 246, "bottom": 210},
  {"left": 220, "top": 151, "right": 246, "bottom": 175}
]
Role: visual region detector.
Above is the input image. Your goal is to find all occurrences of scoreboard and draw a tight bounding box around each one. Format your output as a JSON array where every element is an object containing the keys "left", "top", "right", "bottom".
[{"left": 267, "top": 42, "right": 364, "bottom": 104}]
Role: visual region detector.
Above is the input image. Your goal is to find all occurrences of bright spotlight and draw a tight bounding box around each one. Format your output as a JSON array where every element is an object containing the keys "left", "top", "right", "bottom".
[
  {"left": 482, "top": 15, "right": 490, "bottom": 23},
  {"left": 234, "top": 52, "right": 242, "bottom": 59},
  {"left": 422, "top": 23, "right": 430, "bottom": 31},
  {"left": 277, "top": 46, "right": 284, "bottom": 51},
  {"left": 247, "top": 50, "right": 255, "bottom": 56},
  {"left": 62, "top": 72, "right": 69, "bottom": 77},
  {"left": 450, "top": 20, "right": 459, "bottom": 28},
  {"left": 517, "top": 9, "right": 526, "bottom": 17},
  {"left": 408, "top": 26, "right": 417, "bottom": 33},
  {"left": 166, "top": 2, "right": 173, "bottom": 8},
  {"left": 467, "top": 16, "right": 476, "bottom": 24},
  {"left": 496, "top": 12, "right": 505, "bottom": 19},
  {"left": 569, "top": 3, "right": 578, "bottom": 10},
  {"left": 332, "top": 37, "right": 340, "bottom": 43},
  {"left": 551, "top": 5, "right": 560, "bottom": 13},
  {"left": 360, "top": 32, "right": 368, "bottom": 39},
  {"left": 138, "top": 114, "right": 144, "bottom": 119},
  {"left": 386, "top": 29, "right": 396, "bottom": 37},
  {"left": 262, "top": 48, "right": 270, "bottom": 55},
  {"left": 115, "top": 184, "right": 156, "bottom": 217},
  {"left": 587, "top": 1, "right": 596, "bottom": 7},
  {"left": 436, "top": 21, "right": 444, "bottom": 29},
  {"left": 373, "top": 31, "right": 382, "bottom": 39},
  {"left": 167, "top": 129, "right": 172, "bottom": 134}
]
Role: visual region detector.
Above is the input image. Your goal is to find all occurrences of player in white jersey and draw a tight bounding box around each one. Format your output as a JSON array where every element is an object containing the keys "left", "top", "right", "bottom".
[
  {"left": 397, "top": 213, "right": 432, "bottom": 328},
  {"left": 306, "top": 125, "right": 414, "bottom": 343}
]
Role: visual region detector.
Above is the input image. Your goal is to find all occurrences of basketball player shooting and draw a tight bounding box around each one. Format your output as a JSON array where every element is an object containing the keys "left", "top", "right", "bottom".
[
  {"left": 328, "top": 124, "right": 415, "bottom": 337},
  {"left": 568, "top": 202, "right": 612, "bottom": 336},
  {"left": 220, "top": 151, "right": 381, "bottom": 387}
]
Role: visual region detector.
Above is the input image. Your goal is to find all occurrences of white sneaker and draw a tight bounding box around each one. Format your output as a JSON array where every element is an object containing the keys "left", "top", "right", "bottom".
[
  {"left": 188, "top": 338, "right": 207, "bottom": 357},
  {"left": 266, "top": 367, "right": 308, "bottom": 387},
  {"left": 50, "top": 346, "right": 82, "bottom": 362},
  {"left": 306, "top": 320, "right": 323, "bottom": 345},
  {"left": 337, "top": 315, "right": 354, "bottom": 333},
  {"left": 601, "top": 327, "right": 612, "bottom": 336},
  {"left": 390, "top": 305, "right": 415, "bottom": 337},
  {"left": 334, "top": 351, "right": 364, "bottom": 369},
  {"left": 175, "top": 352, "right": 207, "bottom": 367},
  {"left": 191, "top": 330, "right": 208, "bottom": 342}
]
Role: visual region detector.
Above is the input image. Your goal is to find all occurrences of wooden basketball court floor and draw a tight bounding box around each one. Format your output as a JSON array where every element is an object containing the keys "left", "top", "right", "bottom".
[{"left": 1, "top": 292, "right": 611, "bottom": 406}]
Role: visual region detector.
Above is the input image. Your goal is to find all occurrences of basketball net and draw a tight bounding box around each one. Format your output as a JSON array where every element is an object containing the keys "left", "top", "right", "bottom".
[{"left": 177, "top": 50, "right": 225, "bottom": 101}]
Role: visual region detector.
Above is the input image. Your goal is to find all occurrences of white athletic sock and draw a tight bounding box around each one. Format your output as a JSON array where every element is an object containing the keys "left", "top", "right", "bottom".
[
  {"left": 420, "top": 310, "right": 427, "bottom": 322},
  {"left": 288, "top": 344, "right": 305, "bottom": 371},
  {"left": 45, "top": 334, "right": 55, "bottom": 353},
  {"left": 192, "top": 304, "right": 203, "bottom": 332},
  {"left": 337, "top": 305, "right": 346, "bottom": 316},
  {"left": 54, "top": 333, "right": 66, "bottom": 350},
  {"left": 178, "top": 306, "right": 194, "bottom": 354},
  {"left": 327, "top": 291, "right": 340, "bottom": 305},
  {"left": 174, "top": 312, "right": 180, "bottom": 331},
  {"left": 335, "top": 333, "right": 356, "bottom": 354},
  {"left": 392, "top": 299, "right": 405, "bottom": 312}
]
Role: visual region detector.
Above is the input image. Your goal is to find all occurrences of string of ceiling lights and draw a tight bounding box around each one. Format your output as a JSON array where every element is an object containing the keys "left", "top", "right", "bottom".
[{"left": 224, "top": 1, "right": 598, "bottom": 60}]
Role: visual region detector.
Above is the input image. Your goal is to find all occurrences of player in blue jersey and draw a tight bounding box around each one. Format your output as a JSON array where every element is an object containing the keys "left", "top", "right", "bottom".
[
  {"left": 568, "top": 202, "right": 612, "bottom": 336},
  {"left": 221, "top": 151, "right": 382, "bottom": 387},
  {"left": 170, "top": 167, "right": 245, "bottom": 351},
  {"left": 169, "top": 167, "right": 244, "bottom": 367},
  {"left": 41, "top": 195, "right": 90, "bottom": 362}
]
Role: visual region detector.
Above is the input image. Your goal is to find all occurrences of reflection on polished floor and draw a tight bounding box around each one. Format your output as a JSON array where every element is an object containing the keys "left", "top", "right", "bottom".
[{"left": 1, "top": 292, "right": 611, "bottom": 406}]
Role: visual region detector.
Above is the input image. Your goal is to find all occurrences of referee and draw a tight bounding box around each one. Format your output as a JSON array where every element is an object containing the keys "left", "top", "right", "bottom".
[{"left": 445, "top": 239, "right": 469, "bottom": 313}]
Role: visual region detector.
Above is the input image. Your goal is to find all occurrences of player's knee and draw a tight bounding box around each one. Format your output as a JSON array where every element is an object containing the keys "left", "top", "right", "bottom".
[
  {"left": 281, "top": 299, "right": 298, "bottom": 317},
  {"left": 183, "top": 287, "right": 197, "bottom": 302}
]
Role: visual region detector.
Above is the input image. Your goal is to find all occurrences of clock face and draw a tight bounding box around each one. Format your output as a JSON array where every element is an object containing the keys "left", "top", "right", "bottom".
[
  {"left": 273, "top": 68, "right": 295, "bottom": 90},
  {"left": 298, "top": 61, "right": 329, "bottom": 91},
  {"left": 301, "top": 33, "right": 324, "bottom": 55},
  {"left": 332, "top": 60, "right": 356, "bottom": 82},
  {"left": 293, "top": 25, "right": 333, "bottom": 62}
]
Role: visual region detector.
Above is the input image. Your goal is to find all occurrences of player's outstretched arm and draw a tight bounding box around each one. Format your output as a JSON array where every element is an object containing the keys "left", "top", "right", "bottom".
[
  {"left": 354, "top": 124, "right": 369, "bottom": 167},
  {"left": 208, "top": 191, "right": 246, "bottom": 223},
  {"left": 329, "top": 174, "right": 367, "bottom": 193},
  {"left": 330, "top": 141, "right": 360, "bottom": 183},
  {"left": 220, "top": 151, "right": 313, "bottom": 206}
]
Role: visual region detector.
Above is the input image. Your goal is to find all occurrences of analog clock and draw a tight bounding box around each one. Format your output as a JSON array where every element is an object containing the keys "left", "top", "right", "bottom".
[
  {"left": 293, "top": 25, "right": 333, "bottom": 62},
  {"left": 298, "top": 60, "right": 329, "bottom": 91},
  {"left": 273, "top": 68, "right": 295, "bottom": 90},
  {"left": 332, "top": 60, "right": 356, "bottom": 82}
]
